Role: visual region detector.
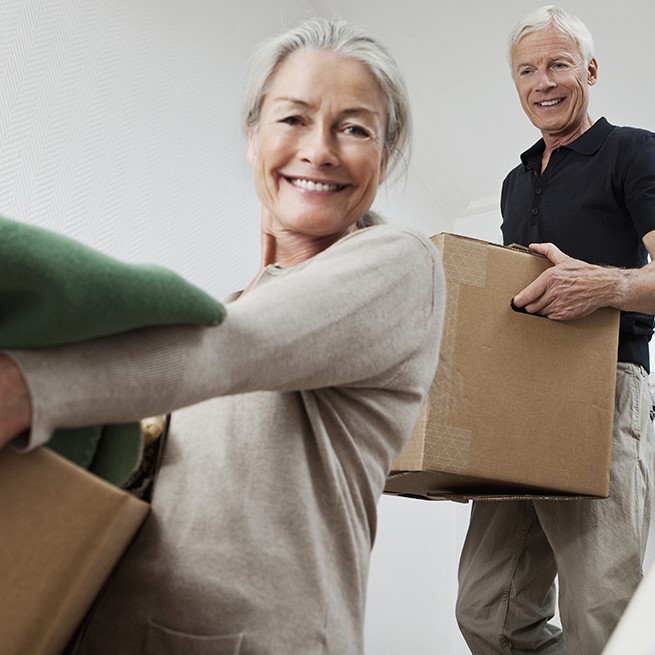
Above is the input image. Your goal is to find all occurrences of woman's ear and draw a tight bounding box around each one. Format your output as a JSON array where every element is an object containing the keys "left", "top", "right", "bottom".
[
  {"left": 378, "top": 151, "right": 389, "bottom": 184},
  {"left": 247, "top": 131, "right": 258, "bottom": 164}
]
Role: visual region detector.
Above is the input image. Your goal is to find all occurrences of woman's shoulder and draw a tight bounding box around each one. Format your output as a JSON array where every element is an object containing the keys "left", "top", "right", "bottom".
[{"left": 335, "top": 223, "right": 440, "bottom": 263}]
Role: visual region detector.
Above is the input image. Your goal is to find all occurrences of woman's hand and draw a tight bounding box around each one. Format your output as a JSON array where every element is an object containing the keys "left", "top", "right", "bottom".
[{"left": 0, "top": 355, "right": 32, "bottom": 449}]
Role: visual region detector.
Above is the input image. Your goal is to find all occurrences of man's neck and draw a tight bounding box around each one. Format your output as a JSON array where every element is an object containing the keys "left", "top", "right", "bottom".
[{"left": 540, "top": 115, "right": 594, "bottom": 172}]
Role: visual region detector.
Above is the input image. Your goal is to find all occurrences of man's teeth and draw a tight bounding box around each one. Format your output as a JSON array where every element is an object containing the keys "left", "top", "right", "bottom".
[
  {"left": 539, "top": 99, "right": 562, "bottom": 107},
  {"left": 291, "top": 178, "right": 342, "bottom": 192}
]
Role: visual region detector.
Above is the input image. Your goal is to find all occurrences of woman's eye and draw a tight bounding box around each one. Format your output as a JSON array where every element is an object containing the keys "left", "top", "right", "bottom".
[
  {"left": 279, "top": 115, "right": 303, "bottom": 126},
  {"left": 343, "top": 124, "right": 371, "bottom": 138}
]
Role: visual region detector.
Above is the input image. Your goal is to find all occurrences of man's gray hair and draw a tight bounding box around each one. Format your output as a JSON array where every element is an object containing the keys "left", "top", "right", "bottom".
[
  {"left": 507, "top": 5, "right": 595, "bottom": 70},
  {"left": 241, "top": 17, "right": 411, "bottom": 181}
]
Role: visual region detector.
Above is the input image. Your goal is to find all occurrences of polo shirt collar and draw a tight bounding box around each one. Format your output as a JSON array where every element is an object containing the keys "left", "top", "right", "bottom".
[{"left": 520, "top": 117, "right": 615, "bottom": 170}]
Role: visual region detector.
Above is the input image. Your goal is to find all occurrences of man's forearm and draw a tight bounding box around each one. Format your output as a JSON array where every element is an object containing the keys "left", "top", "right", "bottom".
[{"left": 611, "top": 261, "right": 655, "bottom": 315}]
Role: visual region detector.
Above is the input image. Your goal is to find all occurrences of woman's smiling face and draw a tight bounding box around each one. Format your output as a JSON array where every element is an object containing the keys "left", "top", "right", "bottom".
[{"left": 247, "top": 48, "right": 388, "bottom": 239}]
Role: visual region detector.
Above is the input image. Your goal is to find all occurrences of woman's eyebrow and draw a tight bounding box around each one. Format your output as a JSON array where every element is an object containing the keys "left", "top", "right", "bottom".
[
  {"left": 270, "top": 96, "right": 310, "bottom": 107},
  {"left": 270, "top": 97, "right": 381, "bottom": 117}
]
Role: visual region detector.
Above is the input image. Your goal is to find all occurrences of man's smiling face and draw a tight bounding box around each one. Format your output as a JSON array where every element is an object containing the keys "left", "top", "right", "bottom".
[{"left": 511, "top": 24, "right": 597, "bottom": 140}]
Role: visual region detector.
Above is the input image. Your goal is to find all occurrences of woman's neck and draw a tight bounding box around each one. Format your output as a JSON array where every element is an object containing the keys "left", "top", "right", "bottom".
[
  {"left": 262, "top": 230, "right": 352, "bottom": 268},
  {"left": 241, "top": 218, "right": 357, "bottom": 296}
]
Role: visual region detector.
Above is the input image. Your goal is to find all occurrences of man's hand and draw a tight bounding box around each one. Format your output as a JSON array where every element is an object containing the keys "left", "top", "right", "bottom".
[
  {"left": 512, "top": 243, "right": 621, "bottom": 321},
  {"left": 0, "top": 355, "right": 32, "bottom": 449}
]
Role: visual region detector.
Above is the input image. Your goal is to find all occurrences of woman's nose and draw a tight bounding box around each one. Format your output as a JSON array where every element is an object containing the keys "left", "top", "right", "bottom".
[{"left": 300, "top": 125, "right": 339, "bottom": 167}]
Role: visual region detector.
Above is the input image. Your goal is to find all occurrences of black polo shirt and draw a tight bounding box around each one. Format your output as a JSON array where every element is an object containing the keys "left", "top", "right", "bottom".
[{"left": 501, "top": 117, "right": 655, "bottom": 370}]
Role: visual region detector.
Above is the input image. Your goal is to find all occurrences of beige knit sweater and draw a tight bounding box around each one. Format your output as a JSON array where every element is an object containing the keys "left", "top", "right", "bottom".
[{"left": 10, "top": 224, "right": 445, "bottom": 655}]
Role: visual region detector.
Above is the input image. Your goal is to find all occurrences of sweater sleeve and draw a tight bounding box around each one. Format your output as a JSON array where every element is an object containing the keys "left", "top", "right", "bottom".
[{"left": 7, "top": 224, "right": 444, "bottom": 450}]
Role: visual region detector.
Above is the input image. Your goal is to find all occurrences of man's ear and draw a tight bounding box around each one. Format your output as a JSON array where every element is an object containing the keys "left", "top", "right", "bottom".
[{"left": 587, "top": 57, "right": 598, "bottom": 86}]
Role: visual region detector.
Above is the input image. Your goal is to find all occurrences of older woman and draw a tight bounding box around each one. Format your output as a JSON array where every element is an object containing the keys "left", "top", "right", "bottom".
[{"left": 0, "top": 18, "right": 444, "bottom": 655}]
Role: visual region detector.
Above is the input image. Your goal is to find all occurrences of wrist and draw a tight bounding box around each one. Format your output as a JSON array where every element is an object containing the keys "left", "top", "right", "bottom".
[
  {"left": 0, "top": 354, "right": 32, "bottom": 448},
  {"left": 609, "top": 267, "right": 633, "bottom": 310}
]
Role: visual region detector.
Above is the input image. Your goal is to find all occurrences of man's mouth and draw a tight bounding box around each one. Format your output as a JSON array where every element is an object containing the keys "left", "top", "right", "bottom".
[
  {"left": 288, "top": 177, "right": 345, "bottom": 192},
  {"left": 536, "top": 98, "right": 564, "bottom": 107}
]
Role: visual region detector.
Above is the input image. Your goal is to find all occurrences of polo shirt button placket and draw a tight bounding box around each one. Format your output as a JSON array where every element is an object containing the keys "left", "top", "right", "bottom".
[{"left": 529, "top": 170, "right": 545, "bottom": 228}]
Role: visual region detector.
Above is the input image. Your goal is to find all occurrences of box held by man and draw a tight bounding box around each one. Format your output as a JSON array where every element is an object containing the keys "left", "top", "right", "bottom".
[{"left": 385, "top": 233, "right": 620, "bottom": 501}]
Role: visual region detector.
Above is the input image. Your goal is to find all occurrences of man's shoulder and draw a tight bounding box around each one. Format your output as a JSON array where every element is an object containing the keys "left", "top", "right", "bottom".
[
  {"left": 606, "top": 121, "right": 655, "bottom": 145},
  {"left": 599, "top": 121, "right": 655, "bottom": 169}
]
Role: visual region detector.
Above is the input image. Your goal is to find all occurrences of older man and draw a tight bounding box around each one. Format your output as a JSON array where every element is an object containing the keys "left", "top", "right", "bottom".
[{"left": 456, "top": 6, "right": 655, "bottom": 655}]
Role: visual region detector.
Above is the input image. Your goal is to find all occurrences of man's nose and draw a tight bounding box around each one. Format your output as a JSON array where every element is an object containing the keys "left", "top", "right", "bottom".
[{"left": 535, "top": 68, "right": 556, "bottom": 91}]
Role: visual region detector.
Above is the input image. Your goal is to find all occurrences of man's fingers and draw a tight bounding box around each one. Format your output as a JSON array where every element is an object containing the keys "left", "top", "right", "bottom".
[
  {"left": 528, "top": 242, "right": 569, "bottom": 265},
  {"left": 513, "top": 271, "right": 549, "bottom": 309}
]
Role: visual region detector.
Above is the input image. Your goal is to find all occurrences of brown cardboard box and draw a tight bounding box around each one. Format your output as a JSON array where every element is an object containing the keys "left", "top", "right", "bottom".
[
  {"left": 385, "top": 233, "right": 620, "bottom": 501},
  {"left": 0, "top": 447, "right": 149, "bottom": 655}
]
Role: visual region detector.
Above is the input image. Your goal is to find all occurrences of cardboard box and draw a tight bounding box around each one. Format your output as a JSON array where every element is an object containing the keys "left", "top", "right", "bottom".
[
  {"left": 0, "top": 447, "right": 149, "bottom": 655},
  {"left": 385, "top": 233, "right": 620, "bottom": 501}
]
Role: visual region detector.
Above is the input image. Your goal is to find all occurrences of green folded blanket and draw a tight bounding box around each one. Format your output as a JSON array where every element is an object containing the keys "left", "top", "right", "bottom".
[
  {"left": 0, "top": 215, "right": 225, "bottom": 347},
  {"left": 0, "top": 215, "right": 226, "bottom": 486}
]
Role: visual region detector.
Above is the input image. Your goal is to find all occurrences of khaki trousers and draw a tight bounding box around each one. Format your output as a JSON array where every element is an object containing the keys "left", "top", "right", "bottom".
[{"left": 456, "top": 362, "right": 655, "bottom": 655}]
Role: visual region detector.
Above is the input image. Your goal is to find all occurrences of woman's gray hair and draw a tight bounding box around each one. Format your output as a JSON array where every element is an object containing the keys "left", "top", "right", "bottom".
[
  {"left": 241, "top": 17, "right": 411, "bottom": 182},
  {"left": 507, "top": 5, "right": 595, "bottom": 71}
]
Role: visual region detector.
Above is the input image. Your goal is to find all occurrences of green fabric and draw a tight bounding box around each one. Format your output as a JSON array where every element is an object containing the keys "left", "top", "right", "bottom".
[
  {"left": 0, "top": 214, "right": 225, "bottom": 348},
  {"left": 87, "top": 423, "right": 145, "bottom": 486},
  {"left": 46, "top": 426, "right": 104, "bottom": 469},
  {"left": 0, "top": 214, "right": 226, "bottom": 485},
  {"left": 46, "top": 424, "right": 144, "bottom": 487}
]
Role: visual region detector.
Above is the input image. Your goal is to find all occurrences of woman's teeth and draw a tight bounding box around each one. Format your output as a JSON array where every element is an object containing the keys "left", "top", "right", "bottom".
[{"left": 290, "top": 178, "right": 342, "bottom": 192}]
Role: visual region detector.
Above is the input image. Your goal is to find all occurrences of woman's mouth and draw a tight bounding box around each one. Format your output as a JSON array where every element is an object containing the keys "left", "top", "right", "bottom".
[{"left": 288, "top": 177, "right": 345, "bottom": 192}]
